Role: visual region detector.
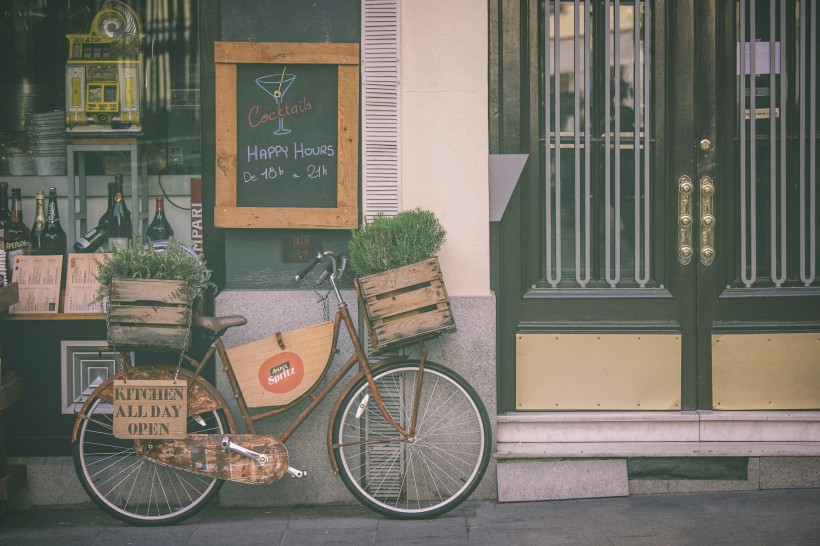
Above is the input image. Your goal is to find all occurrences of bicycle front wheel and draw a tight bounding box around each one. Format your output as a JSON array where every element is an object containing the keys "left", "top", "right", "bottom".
[
  {"left": 73, "top": 388, "right": 228, "bottom": 526},
  {"left": 332, "top": 361, "right": 491, "bottom": 519}
]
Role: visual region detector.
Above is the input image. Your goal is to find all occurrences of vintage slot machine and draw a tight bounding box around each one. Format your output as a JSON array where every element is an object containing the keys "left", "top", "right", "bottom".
[{"left": 65, "top": 1, "right": 143, "bottom": 133}]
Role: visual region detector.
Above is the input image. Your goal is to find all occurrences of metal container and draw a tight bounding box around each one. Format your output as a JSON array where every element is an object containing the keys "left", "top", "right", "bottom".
[{"left": 0, "top": 82, "right": 48, "bottom": 133}]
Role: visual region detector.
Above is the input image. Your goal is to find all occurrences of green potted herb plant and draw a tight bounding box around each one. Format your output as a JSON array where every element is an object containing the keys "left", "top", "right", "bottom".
[
  {"left": 95, "top": 237, "right": 214, "bottom": 352},
  {"left": 347, "top": 208, "right": 446, "bottom": 276},
  {"left": 348, "top": 208, "right": 455, "bottom": 354}
]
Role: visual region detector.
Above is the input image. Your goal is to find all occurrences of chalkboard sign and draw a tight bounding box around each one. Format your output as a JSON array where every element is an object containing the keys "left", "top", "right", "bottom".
[
  {"left": 214, "top": 42, "right": 359, "bottom": 229},
  {"left": 236, "top": 63, "right": 338, "bottom": 208}
]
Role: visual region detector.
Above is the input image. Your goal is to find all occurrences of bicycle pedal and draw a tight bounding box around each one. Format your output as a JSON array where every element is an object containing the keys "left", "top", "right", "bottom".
[{"left": 286, "top": 466, "right": 307, "bottom": 478}]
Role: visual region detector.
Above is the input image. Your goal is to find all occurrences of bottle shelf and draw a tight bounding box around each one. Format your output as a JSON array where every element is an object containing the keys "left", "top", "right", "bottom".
[{"left": 67, "top": 138, "right": 149, "bottom": 246}]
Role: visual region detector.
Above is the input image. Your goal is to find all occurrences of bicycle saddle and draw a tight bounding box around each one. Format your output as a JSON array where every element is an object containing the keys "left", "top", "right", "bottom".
[{"left": 194, "top": 315, "right": 247, "bottom": 333}]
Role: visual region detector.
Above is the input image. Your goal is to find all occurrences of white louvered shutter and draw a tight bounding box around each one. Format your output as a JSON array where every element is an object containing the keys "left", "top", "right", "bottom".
[{"left": 361, "top": 0, "right": 401, "bottom": 222}]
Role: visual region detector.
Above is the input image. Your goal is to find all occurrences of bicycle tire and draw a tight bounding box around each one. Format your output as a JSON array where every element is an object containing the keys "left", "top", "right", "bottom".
[
  {"left": 73, "top": 386, "right": 228, "bottom": 526},
  {"left": 332, "top": 361, "right": 491, "bottom": 519}
]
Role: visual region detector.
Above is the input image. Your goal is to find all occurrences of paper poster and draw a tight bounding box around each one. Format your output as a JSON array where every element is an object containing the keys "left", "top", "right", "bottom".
[
  {"left": 64, "top": 253, "right": 109, "bottom": 313},
  {"left": 9, "top": 255, "right": 63, "bottom": 314}
]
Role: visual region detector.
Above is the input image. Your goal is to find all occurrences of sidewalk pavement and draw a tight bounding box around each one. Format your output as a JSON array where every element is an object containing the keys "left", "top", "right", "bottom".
[{"left": 2, "top": 489, "right": 819, "bottom": 545}]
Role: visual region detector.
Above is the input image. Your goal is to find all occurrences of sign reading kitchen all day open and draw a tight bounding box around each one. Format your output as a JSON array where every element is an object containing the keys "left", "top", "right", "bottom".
[{"left": 113, "top": 380, "right": 187, "bottom": 439}]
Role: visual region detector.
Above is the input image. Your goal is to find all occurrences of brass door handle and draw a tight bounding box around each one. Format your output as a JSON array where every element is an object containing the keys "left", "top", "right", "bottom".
[
  {"left": 678, "top": 175, "right": 694, "bottom": 265},
  {"left": 700, "top": 176, "right": 715, "bottom": 266}
]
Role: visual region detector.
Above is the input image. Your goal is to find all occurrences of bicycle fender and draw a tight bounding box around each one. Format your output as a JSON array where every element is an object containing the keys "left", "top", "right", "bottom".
[
  {"left": 71, "top": 365, "right": 237, "bottom": 443},
  {"left": 325, "top": 356, "right": 412, "bottom": 474}
]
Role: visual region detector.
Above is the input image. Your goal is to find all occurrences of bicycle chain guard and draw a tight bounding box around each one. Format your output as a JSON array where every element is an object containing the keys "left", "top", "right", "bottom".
[{"left": 135, "top": 433, "right": 289, "bottom": 485}]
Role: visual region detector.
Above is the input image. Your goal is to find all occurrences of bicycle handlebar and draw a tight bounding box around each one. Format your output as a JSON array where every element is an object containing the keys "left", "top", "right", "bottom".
[
  {"left": 293, "top": 251, "right": 348, "bottom": 283},
  {"left": 294, "top": 252, "right": 323, "bottom": 281}
]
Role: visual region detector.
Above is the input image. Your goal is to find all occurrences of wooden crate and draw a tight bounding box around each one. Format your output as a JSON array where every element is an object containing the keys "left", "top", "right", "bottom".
[
  {"left": 107, "top": 278, "right": 191, "bottom": 351},
  {"left": 355, "top": 256, "right": 456, "bottom": 354}
]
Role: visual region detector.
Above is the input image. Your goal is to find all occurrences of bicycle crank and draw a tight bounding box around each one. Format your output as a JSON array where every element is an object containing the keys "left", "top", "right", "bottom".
[
  {"left": 220, "top": 437, "right": 306, "bottom": 478},
  {"left": 135, "top": 434, "right": 289, "bottom": 485}
]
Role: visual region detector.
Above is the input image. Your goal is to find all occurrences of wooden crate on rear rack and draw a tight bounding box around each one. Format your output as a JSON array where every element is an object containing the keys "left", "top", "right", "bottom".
[
  {"left": 107, "top": 278, "right": 191, "bottom": 352},
  {"left": 354, "top": 256, "right": 456, "bottom": 355}
]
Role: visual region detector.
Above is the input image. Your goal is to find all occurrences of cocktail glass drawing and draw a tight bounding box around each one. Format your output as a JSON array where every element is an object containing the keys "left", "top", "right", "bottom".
[{"left": 256, "top": 70, "right": 297, "bottom": 136}]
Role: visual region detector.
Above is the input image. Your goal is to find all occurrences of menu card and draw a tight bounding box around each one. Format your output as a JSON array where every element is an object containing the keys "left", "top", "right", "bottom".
[
  {"left": 64, "top": 253, "right": 108, "bottom": 313},
  {"left": 9, "top": 255, "right": 63, "bottom": 314}
]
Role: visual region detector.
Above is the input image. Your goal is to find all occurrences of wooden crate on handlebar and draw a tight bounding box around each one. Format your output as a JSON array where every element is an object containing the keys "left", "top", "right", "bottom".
[{"left": 354, "top": 256, "right": 456, "bottom": 354}]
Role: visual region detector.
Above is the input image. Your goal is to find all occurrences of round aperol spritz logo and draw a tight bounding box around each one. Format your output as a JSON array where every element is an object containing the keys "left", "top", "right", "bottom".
[{"left": 258, "top": 352, "right": 304, "bottom": 394}]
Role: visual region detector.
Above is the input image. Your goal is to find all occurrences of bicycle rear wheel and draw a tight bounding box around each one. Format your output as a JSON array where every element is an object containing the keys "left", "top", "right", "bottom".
[
  {"left": 73, "top": 387, "right": 228, "bottom": 526},
  {"left": 332, "top": 361, "right": 491, "bottom": 519}
]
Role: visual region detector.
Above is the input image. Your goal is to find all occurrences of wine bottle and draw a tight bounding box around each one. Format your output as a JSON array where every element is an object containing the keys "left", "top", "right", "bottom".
[
  {"left": 146, "top": 196, "right": 174, "bottom": 242},
  {"left": 0, "top": 183, "right": 10, "bottom": 270},
  {"left": 73, "top": 182, "right": 114, "bottom": 253},
  {"left": 30, "top": 190, "right": 47, "bottom": 255},
  {"left": 4, "top": 188, "right": 30, "bottom": 281},
  {"left": 107, "top": 175, "right": 133, "bottom": 250},
  {"left": 43, "top": 187, "right": 68, "bottom": 256},
  {"left": 0, "top": 182, "right": 11, "bottom": 232}
]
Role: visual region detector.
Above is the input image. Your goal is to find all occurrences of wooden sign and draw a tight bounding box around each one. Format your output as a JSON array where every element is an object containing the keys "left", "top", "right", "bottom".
[
  {"left": 214, "top": 42, "right": 359, "bottom": 229},
  {"left": 227, "top": 321, "right": 334, "bottom": 408},
  {"left": 113, "top": 379, "right": 187, "bottom": 439}
]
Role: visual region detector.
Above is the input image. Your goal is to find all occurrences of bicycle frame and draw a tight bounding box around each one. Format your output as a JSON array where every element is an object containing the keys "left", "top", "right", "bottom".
[
  {"left": 89, "top": 252, "right": 429, "bottom": 474},
  {"left": 214, "top": 301, "right": 426, "bottom": 444}
]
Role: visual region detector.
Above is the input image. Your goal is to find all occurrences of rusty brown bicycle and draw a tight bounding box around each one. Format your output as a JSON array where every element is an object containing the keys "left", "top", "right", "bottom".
[{"left": 72, "top": 250, "right": 491, "bottom": 525}]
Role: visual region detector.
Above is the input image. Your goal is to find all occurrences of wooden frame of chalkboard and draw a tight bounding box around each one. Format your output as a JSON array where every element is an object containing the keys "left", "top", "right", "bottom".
[{"left": 214, "top": 42, "right": 359, "bottom": 229}]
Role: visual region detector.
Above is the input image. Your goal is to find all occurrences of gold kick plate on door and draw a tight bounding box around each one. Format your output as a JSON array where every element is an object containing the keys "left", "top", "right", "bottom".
[
  {"left": 700, "top": 176, "right": 716, "bottom": 266},
  {"left": 678, "top": 175, "right": 694, "bottom": 265}
]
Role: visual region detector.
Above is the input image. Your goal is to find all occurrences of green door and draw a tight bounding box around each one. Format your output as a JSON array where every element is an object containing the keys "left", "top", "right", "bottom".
[{"left": 492, "top": 0, "right": 820, "bottom": 412}]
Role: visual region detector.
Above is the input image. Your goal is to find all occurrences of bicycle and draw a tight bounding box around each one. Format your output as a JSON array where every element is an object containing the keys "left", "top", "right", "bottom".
[{"left": 71, "top": 250, "right": 492, "bottom": 525}]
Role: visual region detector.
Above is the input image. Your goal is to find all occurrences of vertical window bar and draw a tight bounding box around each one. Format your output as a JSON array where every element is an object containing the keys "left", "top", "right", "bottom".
[
  {"left": 548, "top": 0, "right": 563, "bottom": 287},
  {"left": 634, "top": 1, "right": 649, "bottom": 287},
  {"left": 800, "top": 0, "right": 816, "bottom": 285},
  {"left": 810, "top": 0, "right": 817, "bottom": 284},
  {"left": 778, "top": 0, "right": 788, "bottom": 285},
  {"left": 771, "top": 0, "right": 787, "bottom": 286},
  {"left": 613, "top": 0, "right": 622, "bottom": 286},
  {"left": 749, "top": 0, "right": 758, "bottom": 286},
  {"left": 633, "top": 2, "right": 641, "bottom": 286},
  {"left": 768, "top": 0, "right": 776, "bottom": 282},
  {"left": 545, "top": 1, "right": 553, "bottom": 285},
  {"left": 582, "top": 0, "right": 592, "bottom": 287},
  {"left": 573, "top": 0, "right": 586, "bottom": 287},
  {"left": 798, "top": 0, "right": 805, "bottom": 286},
  {"left": 642, "top": 0, "right": 651, "bottom": 287},
  {"left": 740, "top": 0, "right": 752, "bottom": 287},
  {"left": 604, "top": 0, "right": 613, "bottom": 286}
]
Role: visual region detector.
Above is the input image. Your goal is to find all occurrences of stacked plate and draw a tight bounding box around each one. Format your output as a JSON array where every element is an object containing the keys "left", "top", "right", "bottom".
[{"left": 25, "top": 110, "right": 67, "bottom": 175}]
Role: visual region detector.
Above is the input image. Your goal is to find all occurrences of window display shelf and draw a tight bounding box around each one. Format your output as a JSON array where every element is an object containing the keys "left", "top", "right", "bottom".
[
  {"left": 66, "top": 138, "right": 150, "bottom": 245},
  {"left": 0, "top": 289, "right": 103, "bottom": 321}
]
